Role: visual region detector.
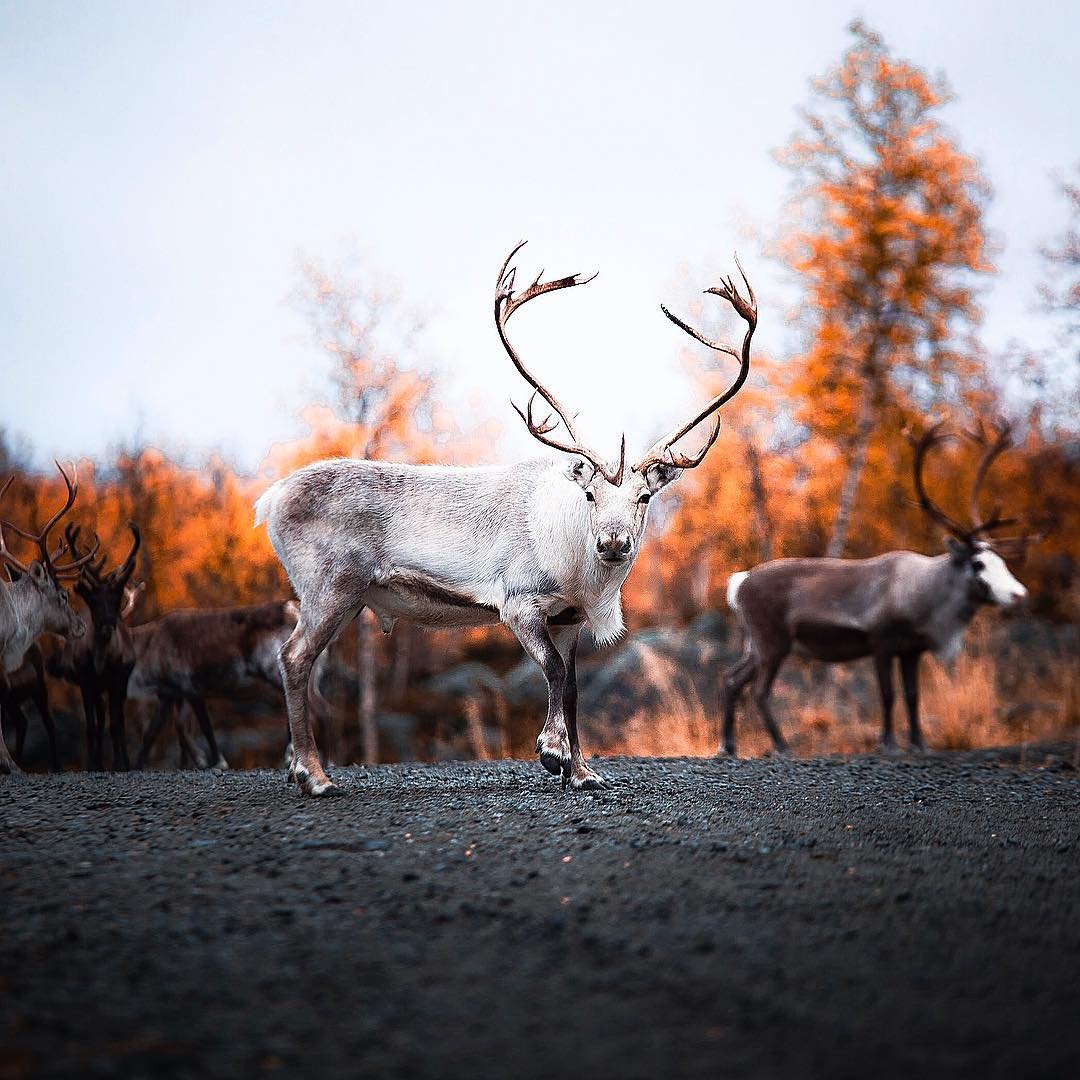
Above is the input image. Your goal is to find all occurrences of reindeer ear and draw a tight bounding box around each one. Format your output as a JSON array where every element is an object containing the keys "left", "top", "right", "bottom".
[
  {"left": 28, "top": 560, "right": 47, "bottom": 584},
  {"left": 644, "top": 462, "right": 679, "bottom": 494},
  {"left": 565, "top": 458, "right": 596, "bottom": 490},
  {"left": 945, "top": 537, "right": 969, "bottom": 563}
]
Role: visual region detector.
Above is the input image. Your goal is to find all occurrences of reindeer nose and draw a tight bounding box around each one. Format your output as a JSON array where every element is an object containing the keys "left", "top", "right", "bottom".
[{"left": 596, "top": 534, "right": 633, "bottom": 561}]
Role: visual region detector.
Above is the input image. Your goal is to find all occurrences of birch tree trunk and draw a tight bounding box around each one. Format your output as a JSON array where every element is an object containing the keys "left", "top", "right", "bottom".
[
  {"left": 827, "top": 379, "right": 876, "bottom": 558},
  {"left": 741, "top": 431, "right": 774, "bottom": 563}
]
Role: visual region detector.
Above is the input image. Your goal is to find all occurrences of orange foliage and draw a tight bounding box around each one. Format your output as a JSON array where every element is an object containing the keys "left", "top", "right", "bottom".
[{"left": 775, "top": 20, "right": 994, "bottom": 557}]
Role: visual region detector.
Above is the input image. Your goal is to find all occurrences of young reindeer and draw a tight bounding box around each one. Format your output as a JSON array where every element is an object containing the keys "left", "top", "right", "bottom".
[
  {"left": 0, "top": 466, "right": 94, "bottom": 774},
  {"left": 129, "top": 599, "right": 332, "bottom": 771},
  {"left": 256, "top": 241, "right": 756, "bottom": 796},
  {"left": 720, "top": 422, "right": 1031, "bottom": 756},
  {"left": 62, "top": 522, "right": 141, "bottom": 771}
]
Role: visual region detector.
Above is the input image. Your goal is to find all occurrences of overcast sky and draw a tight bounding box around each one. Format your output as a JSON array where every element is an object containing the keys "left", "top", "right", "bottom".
[{"left": 2, "top": 0, "right": 1077, "bottom": 473}]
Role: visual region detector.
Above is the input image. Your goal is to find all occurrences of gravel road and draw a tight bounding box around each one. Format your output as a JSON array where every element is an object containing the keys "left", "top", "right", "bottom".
[{"left": 2, "top": 745, "right": 1078, "bottom": 1079}]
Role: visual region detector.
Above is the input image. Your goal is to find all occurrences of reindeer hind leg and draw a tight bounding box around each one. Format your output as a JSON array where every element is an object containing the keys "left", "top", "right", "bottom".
[
  {"left": 136, "top": 696, "right": 172, "bottom": 770},
  {"left": 11, "top": 703, "right": 28, "bottom": 765},
  {"left": 720, "top": 649, "right": 757, "bottom": 757},
  {"left": 187, "top": 695, "right": 227, "bottom": 771},
  {"left": 33, "top": 675, "right": 61, "bottom": 772},
  {"left": 281, "top": 582, "right": 367, "bottom": 797},
  {"left": 0, "top": 704, "right": 22, "bottom": 775},
  {"left": 751, "top": 650, "right": 789, "bottom": 755}
]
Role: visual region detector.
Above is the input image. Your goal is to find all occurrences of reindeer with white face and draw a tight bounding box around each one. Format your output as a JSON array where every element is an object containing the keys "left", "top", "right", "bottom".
[
  {"left": 256, "top": 241, "right": 756, "bottom": 796},
  {"left": 0, "top": 466, "right": 94, "bottom": 773},
  {"left": 721, "top": 422, "right": 1032, "bottom": 756}
]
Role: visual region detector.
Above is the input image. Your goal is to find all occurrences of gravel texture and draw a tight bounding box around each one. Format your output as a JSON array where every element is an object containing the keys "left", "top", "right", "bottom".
[{"left": 2, "top": 745, "right": 1079, "bottom": 1079}]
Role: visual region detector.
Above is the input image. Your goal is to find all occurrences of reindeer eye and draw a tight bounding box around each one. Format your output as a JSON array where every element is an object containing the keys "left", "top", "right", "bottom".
[
  {"left": 638, "top": 493, "right": 651, "bottom": 505},
  {"left": 584, "top": 491, "right": 595, "bottom": 503},
  {"left": 971, "top": 560, "right": 984, "bottom": 572}
]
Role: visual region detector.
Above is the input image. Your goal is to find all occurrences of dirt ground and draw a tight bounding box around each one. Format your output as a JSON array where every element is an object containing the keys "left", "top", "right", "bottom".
[{"left": 2, "top": 744, "right": 1078, "bottom": 1079}]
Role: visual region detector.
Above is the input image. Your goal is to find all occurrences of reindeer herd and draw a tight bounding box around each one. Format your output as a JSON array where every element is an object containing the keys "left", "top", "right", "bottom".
[
  {"left": 0, "top": 470, "right": 320, "bottom": 775},
  {"left": 0, "top": 244, "right": 1036, "bottom": 790}
]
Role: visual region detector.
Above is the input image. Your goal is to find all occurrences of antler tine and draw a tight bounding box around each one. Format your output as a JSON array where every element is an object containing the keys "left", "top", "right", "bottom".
[
  {"left": 964, "top": 419, "right": 1015, "bottom": 536},
  {"left": 908, "top": 423, "right": 972, "bottom": 542},
  {"left": 496, "top": 241, "right": 624, "bottom": 485},
  {"left": 109, "top": 521, "right": 141, "bottom": 585},
  {"left": 0, "top": 521, "right": 30, "bottom": 576},
  {"left": 511, "top": 395, "right": 627, "bottom": 485},
  {"left": 65, "top": 523, "right": 99, "bottom": 584},
  {"left": 49, "top": 531, "right": 102, "bottom": 579},
  {"left": 0, "top": 476, "right": 27, "bottom": 575},
  {"left": 635, "top": 255, "right": 756, "bottom": 476},
  {"left": 3, "top": 461, "right": 81, "bottom": 578}
]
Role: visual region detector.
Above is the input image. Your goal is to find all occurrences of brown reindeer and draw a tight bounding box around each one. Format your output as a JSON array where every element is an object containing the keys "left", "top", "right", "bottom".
[
  {"left": 61, "top": 522, "right": 141, "bottom": 771},
  {"left": 0, "top": 466, "right": 95, "bottom": 773},
  {"left": 131, "top": 600, "right": 333, "bottom": 770},
  {"left": 720, "top": 423, "right": 1032, "bottom": 756}
]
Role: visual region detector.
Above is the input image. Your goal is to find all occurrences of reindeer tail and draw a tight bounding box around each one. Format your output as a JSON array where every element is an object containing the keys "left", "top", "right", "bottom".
[
  {"left": 726, "top": 570, "right": 749, "bottom": 614},
  {"left": 253, "top": 482, "right": 282, "bottom": 528}
]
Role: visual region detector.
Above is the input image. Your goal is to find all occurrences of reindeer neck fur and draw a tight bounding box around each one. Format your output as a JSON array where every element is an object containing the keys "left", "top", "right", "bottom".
[
  {"left": 902, "top": 553, "right": 980, "bottom": 662},
  {"left": 0, "top": 578, "right": 42, "bottom": 672},
  {"left": 528, "top": 464, "right": 632, "bottom": 646}
]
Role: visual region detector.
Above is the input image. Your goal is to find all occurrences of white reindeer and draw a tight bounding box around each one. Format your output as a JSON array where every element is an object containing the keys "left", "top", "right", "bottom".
[
  {"left": 0, "top": 466, "right": 92, "bottom": 773},
  {"left": 256, "top": 242, "right": 757, "bottom": 795}
]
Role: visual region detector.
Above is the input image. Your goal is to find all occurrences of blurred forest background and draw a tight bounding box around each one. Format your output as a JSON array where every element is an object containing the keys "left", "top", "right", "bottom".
[{"left": 3, "top": 24, "right": 1077, "bottom": 768}]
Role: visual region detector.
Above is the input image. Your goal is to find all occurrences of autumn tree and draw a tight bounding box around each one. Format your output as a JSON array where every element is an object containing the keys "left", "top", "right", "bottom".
[
  {"left": 263, "top": 255, "right": 494, "bottom": 764},
  {"left": 1040, "top": 166, "right": 1080, "bottom": 338},
  {"left": 1035, "top": 166, "right": 1080, "bottom": 425},
  {"left": 778, "top": 20, "right": 994, "bottom": 557}
]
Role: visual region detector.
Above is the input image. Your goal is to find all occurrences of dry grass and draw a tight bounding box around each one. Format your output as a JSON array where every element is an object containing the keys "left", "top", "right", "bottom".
[{"left": 603, "top": 622, "right": 1078, "bottom": 760}]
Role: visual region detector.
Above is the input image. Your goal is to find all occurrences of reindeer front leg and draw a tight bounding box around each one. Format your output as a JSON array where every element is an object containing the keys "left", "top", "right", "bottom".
[
  {"left": 502, "top": 599, "right": 570, "bottom": 777},
  {"left": 550, "top": 624, "right": 607, "bottom": 790}
]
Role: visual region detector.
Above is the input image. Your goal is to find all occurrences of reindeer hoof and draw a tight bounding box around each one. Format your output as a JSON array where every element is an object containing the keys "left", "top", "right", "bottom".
[
  {"left": 291, "top": 758, "right": 344, "bottom": 797},
  {"left": 564, "top": 762, "right": 608, "bottom": 791},
  {"left": 211, "top": 757, "right": 230, "bottom": 772},
  {"left": 303, "top": 777, "right": 345, "bottom": 798},
  {"left": 536, "top": 730, "right": 571, "bottom": 776}
]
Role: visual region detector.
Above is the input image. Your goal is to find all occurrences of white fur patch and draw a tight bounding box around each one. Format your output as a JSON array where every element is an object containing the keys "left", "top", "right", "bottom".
[
  {"left": 976, "top": 549, "right": 1027, "bottom": 607},
  {"left": 527, "top": 467, "right": 632, "bottom": 646},
  {"left": 727, "top": 571, "right": 748, "bottom": 613}
]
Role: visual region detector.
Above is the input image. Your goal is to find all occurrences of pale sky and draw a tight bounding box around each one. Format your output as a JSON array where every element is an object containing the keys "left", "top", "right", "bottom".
[{"left": 2, "top": 1, "right": 1077, "bottom": 472}]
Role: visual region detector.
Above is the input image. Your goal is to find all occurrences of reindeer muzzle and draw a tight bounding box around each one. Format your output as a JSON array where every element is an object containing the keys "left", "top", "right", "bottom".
[{"left": 596, "top": 535, "right": 633, "bottom": 563}]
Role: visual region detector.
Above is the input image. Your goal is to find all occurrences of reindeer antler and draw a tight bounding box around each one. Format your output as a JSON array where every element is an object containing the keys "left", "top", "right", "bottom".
[
  {"left": 0, "top": 463, "right": 99, "bottom": 580},
  {"left": 495, "top": 241, "right": 626, "bottom": 485},
  {"left": 909, "top": 424, "right": 973, "bottom": 543},
  {"left": 71, "top": 520, "right": 141, "bottom": 588},
  {"left": 910, "top": 419, "right": 1034, "bottom": 550},
  {"left": 634, "top": 256, "right": 756, "bottom": 476},
  {"left": 963, "top": 419, "right": 1018, "bottom": 538}
]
